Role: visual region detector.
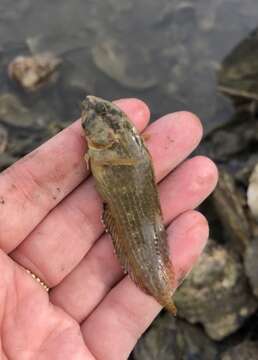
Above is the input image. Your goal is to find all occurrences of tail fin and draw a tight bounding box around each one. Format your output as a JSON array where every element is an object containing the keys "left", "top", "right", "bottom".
[
  {"left": 163, "top": 259, "right": 177, "bottom": 315},
  {"left": 164, "top": 299, "right": 177, "bottom": 316}
]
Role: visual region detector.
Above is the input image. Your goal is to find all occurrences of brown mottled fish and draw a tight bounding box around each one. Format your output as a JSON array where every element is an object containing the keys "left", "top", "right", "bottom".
[{"left": 81, "top": 96, "right": 176, "bottom": 314}]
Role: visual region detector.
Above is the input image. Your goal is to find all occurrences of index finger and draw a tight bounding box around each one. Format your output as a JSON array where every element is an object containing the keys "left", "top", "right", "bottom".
[{"left": 0, "top": 99, "right": 150, "bottom": 253}]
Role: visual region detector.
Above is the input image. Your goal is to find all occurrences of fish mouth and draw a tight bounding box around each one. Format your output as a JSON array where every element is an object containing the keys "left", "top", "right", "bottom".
[
  {"left": 82, "top": 95, "right": 109, "bottom": 115},
  {"left": 81, "top": 95, "right": 98, "bottom": 112},
  {"left": 86, "top": 95, "right": 103, "bottom": 103},
  {"left": 81, "top": 95, "right": 101, "bottom": 129},
  {"left": 86, "top": 95, "right": 107, "bottom": 108}
]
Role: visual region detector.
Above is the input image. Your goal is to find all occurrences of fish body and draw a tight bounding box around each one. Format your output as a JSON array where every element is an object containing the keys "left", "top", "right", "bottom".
[{"left": 81, "top": 96, "right": 176, "bottom": 313}]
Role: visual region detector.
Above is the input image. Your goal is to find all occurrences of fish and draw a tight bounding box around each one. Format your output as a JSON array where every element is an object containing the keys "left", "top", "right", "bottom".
[{"left": 81, "top": 95, "right": 176, "bottom": 314}]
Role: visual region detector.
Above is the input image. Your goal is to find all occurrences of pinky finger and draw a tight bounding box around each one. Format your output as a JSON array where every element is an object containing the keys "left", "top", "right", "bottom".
[{"left": 81, "top": 210, "right": 209, "bottom": 360}]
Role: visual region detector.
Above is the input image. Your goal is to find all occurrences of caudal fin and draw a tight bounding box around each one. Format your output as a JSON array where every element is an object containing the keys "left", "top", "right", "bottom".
[{"left": 164, "top": 299, "right": 177, "bottom": 316}]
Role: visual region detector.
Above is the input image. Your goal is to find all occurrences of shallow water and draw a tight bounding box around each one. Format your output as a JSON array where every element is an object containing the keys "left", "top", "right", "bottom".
[{"left": 1, "top": 0, "right": 258, "bottom": 139}]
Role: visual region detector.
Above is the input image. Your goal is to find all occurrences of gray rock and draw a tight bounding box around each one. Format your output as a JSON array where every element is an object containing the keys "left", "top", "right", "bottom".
[
  {"left": 218, "top": 27, "right": 258, "bottom": 102},
  {"left": 174, "top": 239, "right": 258, "bottom": 340},
  {"left": 0, "top": 93, "right": 35, "bottom": 128},
  {"left": 8, "top": 52, "right": 61, "bottom": 91},
  {"left": 221, "top": 341, "right": 258, "bottom": 360},
  {"left": 245, "top": 238, "right": 258, "bottom": 298},
  {"left": 92, "top": 38, "right": 157, "bottom": 90},
  {"left": 133, "top": 314, "right": 218, "bottom": 360},
  {"left": 233, "top": 154, "right": 258, "bottom": 186},
  {"left": 212, "top": 170, "right": 251, "bottom": 253},
  {"left": 0, "top": 153, "right": 17, "bottom": 171}
]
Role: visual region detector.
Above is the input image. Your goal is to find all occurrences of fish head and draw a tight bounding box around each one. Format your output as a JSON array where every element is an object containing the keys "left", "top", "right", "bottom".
[{"left": 81, "top": 96, "right": 122, "bottom": 149}]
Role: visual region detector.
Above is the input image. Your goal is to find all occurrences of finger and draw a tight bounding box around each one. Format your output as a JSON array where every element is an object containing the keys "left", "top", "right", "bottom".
[
  {"left": 81, "top": 210, "right": 209, "bottom": 360},
  {"left": 50, "top": 155, "right": 217, "bottom": 322},
  {"left": 0, "top": 98, "right": 150, "bottom": 253},
  {"left": 0, "top": 250, "right": 91, "bottom": 359},
  {"left": 12, "top": 112, "right": 203, "bottom": 287},
  {"left": 144, "top": 111, "right": 203, "bottom": 179}
]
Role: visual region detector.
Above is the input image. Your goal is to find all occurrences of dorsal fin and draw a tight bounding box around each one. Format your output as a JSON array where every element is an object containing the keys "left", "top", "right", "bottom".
[
  {"left": 102, "top": 203, "right": 149, "bottom": 294},
  {"left": 102, "top": 203, "right": 129, "bottom": 274},
  {"left": 102, "top": 203, "right": 176, "bottom": 311}
]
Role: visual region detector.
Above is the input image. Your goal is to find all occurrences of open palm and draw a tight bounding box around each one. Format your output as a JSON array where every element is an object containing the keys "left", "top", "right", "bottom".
[{"left": 0, "top": 98, "right": 218, "bottom": 359}]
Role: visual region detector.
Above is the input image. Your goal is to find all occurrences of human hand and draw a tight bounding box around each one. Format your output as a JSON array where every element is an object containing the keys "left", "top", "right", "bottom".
[{"left": 0, "top": 99, "right": 218, "bottom": 359}]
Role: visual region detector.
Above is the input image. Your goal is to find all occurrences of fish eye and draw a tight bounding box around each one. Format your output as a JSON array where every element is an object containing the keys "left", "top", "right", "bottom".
[{"left": 95, "top": 102, "right": 107, "bottom": 114}]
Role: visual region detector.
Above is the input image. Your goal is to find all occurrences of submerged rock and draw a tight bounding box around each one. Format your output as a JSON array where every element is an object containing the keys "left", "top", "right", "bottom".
[
  {"left": 92, "top": 38, "right": 157, "bottom": 90},
  {"left": 212, "top": 170, "right": 251, "bottom": 253},
  {"left": 200, "top": 111, "right": 258, "bottom": 161},
  {"left": 221, "top": 340, "right": 258, "bottom": 360},
  {"left": 8, "top": 52, "right": 61, "bottom": 91},
  {"left": 245, "top": 238, "right": 258, "bottom": 298},
  {"left": 174, "top": 239, "right": 258, "bottom": 340},
  {"left": 133, "top": 313, "right": 218, "bottom": 360},
  {"left": 247, "top": 163, "right": 258, "bottom": 221},
  {"left": 0, "top": 93, "right": 36, "bottom": 128},
  {"left": 218, "top": 27, "right": 258, "bottom": 103},
  {"left": 233, "top": 154, "right": 258, "bottom": 187}
]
